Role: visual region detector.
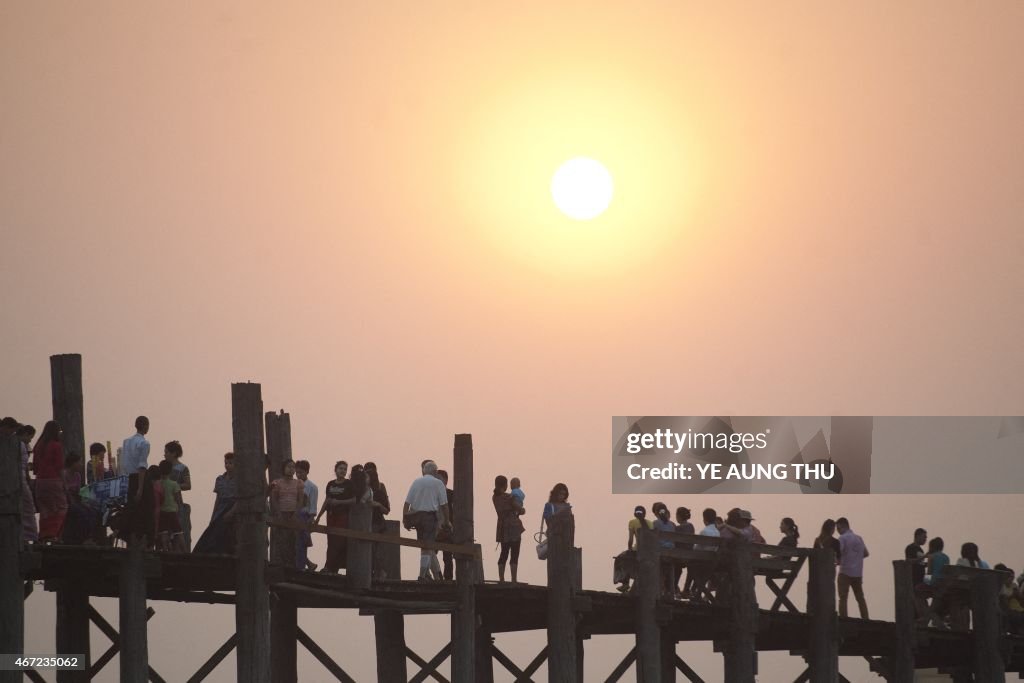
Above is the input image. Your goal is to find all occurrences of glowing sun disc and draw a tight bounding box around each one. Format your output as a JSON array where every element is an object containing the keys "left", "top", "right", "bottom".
[{"left": 550, "top": 157, "right": 613, "bottom": 220}]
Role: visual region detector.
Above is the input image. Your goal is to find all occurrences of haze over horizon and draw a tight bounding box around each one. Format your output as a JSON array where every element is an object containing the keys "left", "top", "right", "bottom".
[{"left": 4, "top": 3, "right": 1023, "bottom": 680}]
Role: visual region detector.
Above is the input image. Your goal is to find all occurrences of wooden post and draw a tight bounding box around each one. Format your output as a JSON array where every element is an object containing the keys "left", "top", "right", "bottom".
[
  {"left": 374, "top": 520, "right": 407, "bottom": 682},
  {"left": 0, "top": 434, "right": 23, "bottom": 683},
  {"left": 891, "top": 560, "right": 916, "bottom": 683},
  {"left": 722, "top": 538, "right": 757, "bottom": 682},
  {"left": 451, "top": 433, "right": 476, "bottom": 683},
  {"left": 50, "top": 354, "right": 85, "bottom": 477},
  {"left": 232, "top": 382, "right": 270, "bottom": 683},
  {"left": 119, "top": 540, "right": 147, "bottom": 683},
  {"left": 547, "top": 512, "right": 578, "bottom": 683},
  {"left": 56, "top": 582, "right": 90, "bottom": 682},
  {"left": 270, "top": 592, "right": 297, "bottom": 683},
  {"left": 265, "top": 410, "right": 293, "bottom": 567},
  {"left": 264, "top": 410, "right": 291, "bottom": 485},
  {"left": 346, "top": 502, "right": 373, "bottom": 590},
  {"left": 807, "top": 547, "right": 838, "bottom": 682},
  {"left": 475, "top": 627, "right": 494, "bottom": 683},
  {"left": 969, "top": 570, "right": 1005, "bottom": 682},
  {"left": 635, "top": 526, "right": 665, "bottom": 682},
  {"left": 573, "top": 546, "right": 584, "bottom": 683}
]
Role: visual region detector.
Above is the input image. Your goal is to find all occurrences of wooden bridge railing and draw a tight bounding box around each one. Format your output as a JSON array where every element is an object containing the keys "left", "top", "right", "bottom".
[{"left": 267, "top": 517, "right": 482, "bottom": 559}]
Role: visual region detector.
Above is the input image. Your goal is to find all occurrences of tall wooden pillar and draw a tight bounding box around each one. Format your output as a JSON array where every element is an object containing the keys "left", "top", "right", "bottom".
[
  {"left": 119, "top": 540, "right": 147, "bottom": 683},
  {"left": 50, "top": 354, "right": 85, "bottom": 475},
  {"left": 891, "top": 560, "right": 916, "bottom": 683},
  {"left": 346, "top": 502, "right": 373, "bottom": 590},
  {"left": 969, "top": 570, "right": 1005, "bottom": 682},
  {"left": 722, "top": 537, "right": 757, "bottom": 682},
  {"left": 547, "top": 512, "right": 579, "bottom": 683},
  {"left": 270, "top": 592, "right": 297, "bottom": 683},
  {"left": 374, "top": 520, "right": 407, "bottom": 682},
  {"left": 0, "top": 435, "right": 23, "bottom": 683},
  {"left": 56, "top": 582, "right": 90, "bottom": 682},
  {"left": 265, "top": 409, "right": 293, "bottom": 566},
  {"left": 232, "top": 382, "right": 270, "bottom": 683},
  {"left": 808, "top": 547, "right": 838, "bottom": 682},
  {"left": 451, "top": 434, "right": 476, "bottom": 683},
  {"left": 264, "top": 410, "right": 291, "bottom": 485},
  {"left": 635, "top": 526, "right": 667, "bottom": 682}
]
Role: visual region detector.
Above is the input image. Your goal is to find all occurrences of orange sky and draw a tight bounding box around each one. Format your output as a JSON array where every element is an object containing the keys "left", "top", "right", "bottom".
[{"left": 4, "top": 3, "right": 1024, "bottom": 680}]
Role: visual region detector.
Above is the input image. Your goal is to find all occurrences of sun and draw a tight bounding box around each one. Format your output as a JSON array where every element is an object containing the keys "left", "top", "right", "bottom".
[{"left": 551, "top": 157, "right": 614, "bottom": 220}]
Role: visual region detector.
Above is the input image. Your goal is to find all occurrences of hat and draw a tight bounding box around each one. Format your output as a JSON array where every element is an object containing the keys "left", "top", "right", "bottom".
[{"left": 738, "top": 509, "right": 754, "bottom": 520}]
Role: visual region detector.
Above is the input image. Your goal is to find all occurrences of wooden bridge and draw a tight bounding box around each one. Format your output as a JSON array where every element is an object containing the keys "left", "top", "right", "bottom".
[{"left": 2, "top": 359, "right": 1023, "bottom": 682}]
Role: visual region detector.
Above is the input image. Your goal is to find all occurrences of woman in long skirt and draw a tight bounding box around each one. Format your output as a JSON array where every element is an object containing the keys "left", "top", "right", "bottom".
[
  {"left": 317, "top": 461, "right": 350, "bottom": 573},
  {"left": 32, "top": 421, "right": 67, "bottom": 542}
]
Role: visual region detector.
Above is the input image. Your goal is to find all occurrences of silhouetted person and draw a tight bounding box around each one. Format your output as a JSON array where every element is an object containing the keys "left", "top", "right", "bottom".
[{"left": 836, "top": 517, "right": 869, "bottom": 619}]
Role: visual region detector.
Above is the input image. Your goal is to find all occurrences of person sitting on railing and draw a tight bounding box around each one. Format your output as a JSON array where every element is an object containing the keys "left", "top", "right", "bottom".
[
  {"left": 613, "top": 505, "right": 652, "bottom": 593},
  {"left": 956, "top": 542, "right": 990, "bottom": 570},
  {"left": 993, "top": 564, "right": 1024, "bottom": 634}
]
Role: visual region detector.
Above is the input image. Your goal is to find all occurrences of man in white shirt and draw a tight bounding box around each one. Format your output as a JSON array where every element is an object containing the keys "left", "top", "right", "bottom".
[
  {"left": 403, "top": 460, "right": 451, "bottom": 581},
  {"left": 295, "top": 460, "right": 318, "bottom": 571},
  {"left": 690, "top": 507, "right": 721, "bottom": 600},
  {"left": 122, "top": 416, "right": 151, "bottom": 504}
]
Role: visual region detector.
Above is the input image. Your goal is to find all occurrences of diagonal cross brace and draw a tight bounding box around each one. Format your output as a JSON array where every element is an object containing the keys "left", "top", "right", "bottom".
[
  {"left": 297, "top": 627, "right": 357, "bottom": 683},
  {"left": 87, "top": 605, "right": 164, "bottom": 682},
  {"left": 406, "top": 641, "right": 453, "bottom": 683},
  {"left": 491, "top": 643, "right": 548, "bottom": 682}
]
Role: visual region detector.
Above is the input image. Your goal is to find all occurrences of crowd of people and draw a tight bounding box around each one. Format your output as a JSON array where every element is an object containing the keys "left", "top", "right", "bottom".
[
  {"left": 3, "top": 414, "right": 192, "bottom": 551},
  {"left": 610, "top": 503, "right": 1024, "bottom": 633},
  {"left": 7, "top": 412, "right": 1022, "bottom": 633}
]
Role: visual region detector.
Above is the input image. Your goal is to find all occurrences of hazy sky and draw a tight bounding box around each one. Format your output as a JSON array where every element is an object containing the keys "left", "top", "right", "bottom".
[{"left": 4, "top": 3, "right": 1023, "bottom": 681}]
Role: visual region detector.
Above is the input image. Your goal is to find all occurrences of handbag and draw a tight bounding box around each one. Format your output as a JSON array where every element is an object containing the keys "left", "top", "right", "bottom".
[{"left": 534, "top": 516, "right": 549, "bottom": 560}]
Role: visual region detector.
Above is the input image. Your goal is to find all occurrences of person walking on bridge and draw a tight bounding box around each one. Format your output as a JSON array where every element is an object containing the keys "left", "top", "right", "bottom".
[
  {"left": 403, "top": 460, "right": 451, "bottom": 582},
  {"left": 836, "top": 517, "right": 870, "bottom": 619}
]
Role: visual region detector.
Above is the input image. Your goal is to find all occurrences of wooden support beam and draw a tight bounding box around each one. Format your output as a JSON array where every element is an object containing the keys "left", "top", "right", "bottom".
[
  {"left": 374, "top": 520, "right": 407, "bottom": 682},
  {"left": 722, "top": 537, "right": 757, "bottom": 682},
  {"left": 231, "top": 382, "right": 270, "bottom": 683},
  {"left": 55, "top": 583, "right": 90, "bottom": 683},
  {"left": 891, "top": 560, "right": 916, "bottom": 683},
  {"left": 346, "top": 502, "right": 373, "bottom": 591},
  {"left": 87, "top": 605, "right": 154, "bottom": 679},
  {"left": 273, "top": 582, "right": 455, "bottom": 612},
  {"left": 270, "top": 591, "right": 297, "bottom": 683},
  {"left": 475, "top": 627, "right": 494, "bottom": 683},
  {"left": 185, "top": 634, "right": 237, "bottom": 683},
  {"left": 50, "top": 354, "right": 85, "bottom": 473},
  {"left": 603, "top": 646, "right": 636, "bottom": 683},
  {"left": 408, "top": 641, "right": 453, "bottom": 683},
  {"left": 297, "top": 627, "right": 356, "bottom": 683},
  {"left": 263, "top": 410, "right": 291, "bottom": 484},
  {"left": 268, "top": 518, "right": 481, "bottom": 558},
  {"left": 969, "top": 570, "right": 1005, "bottom": 681},
  {"left": 0, "top": 434, "right": 24, "bottom": 683},
  {"left": 451, "top": 433, "right": 476, "bottom": 683},
  {"left": 547, "top": 512, "right": 579, "bottom": 683},
  {"left": 119, "top": 538, "right": 148, "bottom": 683},
  {"left": 807, "top": 547, "right": 838, "bottom": 682},
  {"left": 674, "top": 654, "right": 705, "bottom": 683},
  {"left": 635, "top": 526, "right": 669, "bottom": 682}
]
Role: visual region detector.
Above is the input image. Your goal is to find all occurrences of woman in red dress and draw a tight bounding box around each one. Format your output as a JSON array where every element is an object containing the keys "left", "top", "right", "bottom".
[{"left": 33, "top": 421, "right": 67, "bottom": 542}]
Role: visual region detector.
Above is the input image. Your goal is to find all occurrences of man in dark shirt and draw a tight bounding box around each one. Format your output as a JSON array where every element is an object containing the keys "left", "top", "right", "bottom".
[
  {"left": 436, "top": 470, "right": 455, "bottom": 581},
  {"left": 905, "top": 528, "right": 927, "bottom": 586}
]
